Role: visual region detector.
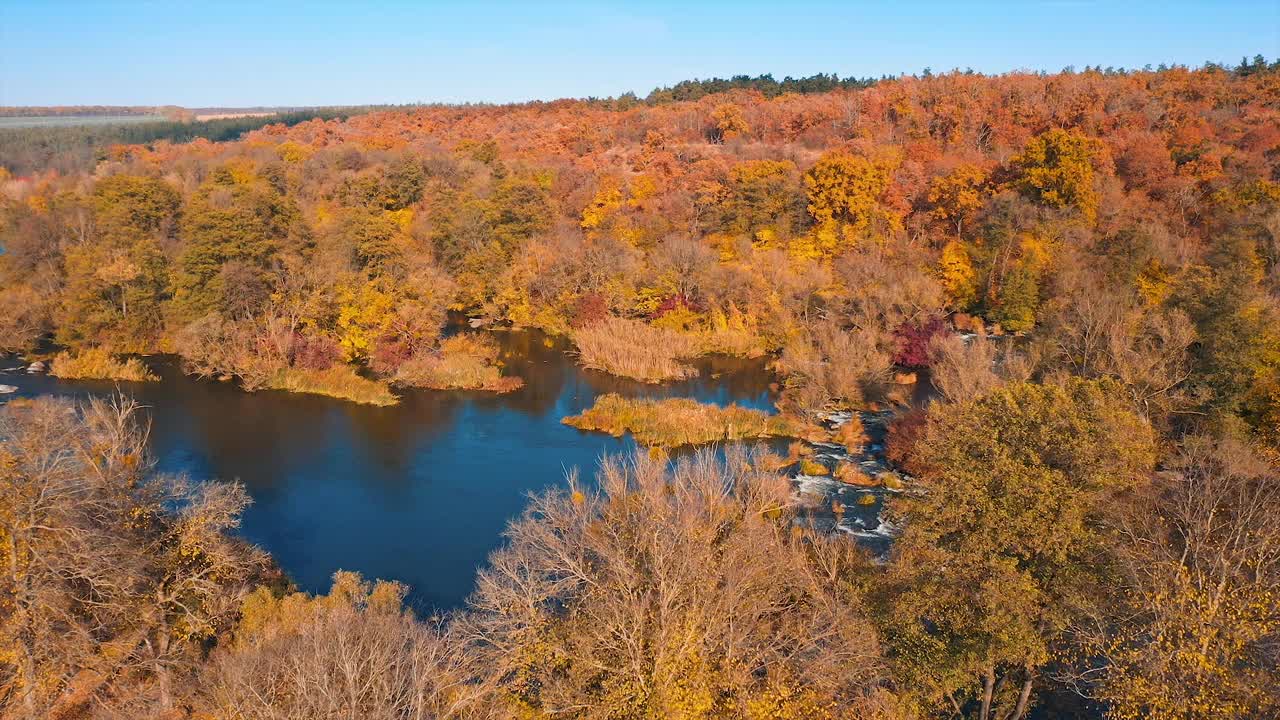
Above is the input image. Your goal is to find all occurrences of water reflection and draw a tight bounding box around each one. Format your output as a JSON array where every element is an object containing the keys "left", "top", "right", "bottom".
[{"left": 5, "top": 330, "right": 778, "bottom": 611}]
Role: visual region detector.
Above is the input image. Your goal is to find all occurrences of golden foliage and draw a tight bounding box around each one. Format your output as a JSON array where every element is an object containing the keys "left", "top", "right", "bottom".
[
  {"left": 50, "top": 347, "right": 158, "bottom": 382},
  {"left": 563, "top": 393, "right": 808, "bottom": 447}
]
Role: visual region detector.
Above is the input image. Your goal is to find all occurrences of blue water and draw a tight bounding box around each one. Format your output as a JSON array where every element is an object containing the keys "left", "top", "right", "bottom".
[{"left": 4, "top": 330, "right": 778, "bottom": 610}]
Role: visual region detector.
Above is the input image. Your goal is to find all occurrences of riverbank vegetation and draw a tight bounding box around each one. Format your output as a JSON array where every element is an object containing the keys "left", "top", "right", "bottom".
[
  {"left": 562, "top": 393, "right": 808, "bottom": 446},
  {"left": 4, "top": 57, "right": 1280, "bottom": 719},
  {"left": 48, "top": 347, "right": 158, "bottom": 382},
  {"left": 265, "top": 365, "right": 399, "bottom": 406},
  {"left": 4, "top": 375, "right": 1279, "bottom": 718},
  {"left": 3, "top": 61, "right": 1279, "bottom": 449},
  {"left": 572, "top": 317, "right": 699, "bottom": 382}
]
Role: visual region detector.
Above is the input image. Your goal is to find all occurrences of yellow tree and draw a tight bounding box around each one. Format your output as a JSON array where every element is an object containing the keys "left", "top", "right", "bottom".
[
  {"left": 336, "top": 281, "right": 396, "bottom": 362},
  {"left": 928, "top": 164, "right": 988, "bottom": 237},
  {"left": 1012, "top": 128, "right": 1106, "bottom": 223},
  {"left": 1084, "top": 436, "right": 1280, "bottom": 720},
  {"left": 802, "top": 151, "right": 901, "bottom": 256},
  {"left": 939, "top": 240, "right": 978, "bottom": 309},
  {"left": 710, "top": 103, "right": 750, "bottom": 142}
]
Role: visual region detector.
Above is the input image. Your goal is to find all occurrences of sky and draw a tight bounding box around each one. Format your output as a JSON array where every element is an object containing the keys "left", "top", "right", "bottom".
[{"left": 1, "top": 0, "right": 1277, "bottom": 107}]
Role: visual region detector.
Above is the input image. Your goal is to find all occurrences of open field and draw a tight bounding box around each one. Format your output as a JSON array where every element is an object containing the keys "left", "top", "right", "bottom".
[
  {"left": 0, "top": 114, "right": 168, "bottom": 128},
  {"left": 193, "top": 111, "right": 277, "bottom": 121}
]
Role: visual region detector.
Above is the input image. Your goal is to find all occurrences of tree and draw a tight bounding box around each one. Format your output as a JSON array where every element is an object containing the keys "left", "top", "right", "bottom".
[
  {"left": 464, "top": 449, "right": 888, "bottom": 719},
  {"left": 929, "top": 164, "right": 988, "bottom": 237},
  {"left": 710, "top": 103, "right": 750, "bottom": 142},
  {"left": 0, "top": 283, "right": 50, "bottom": 352},
  {"left": 720, "top": 159, "right": 804, "bottom": 242},
  {"left": 172, "top": 169, "right": 298, "bottom": 320},
  {"left": 1076, "top": 435, "right": 1280, "bottom": 720},
  {"left": 205, "top": 572, "right": 484, "bottom": 720},
  {"left": 1172, "top": 230, "right": 1280, "bottom": 430},
  {"left": 90, "top": 174, "right": 181, "bottom": 248},
  {"left": 880, "top": 379, "right": 1156, "bottom": 720},
  {"left": 989, "top": 260, "right": 1040, "bottom": 332},
  {"left": 804, "top": 151, "right": 901, "bottom": 252},
  {"left": 0, "top": 396, "right": 262, "bottom": 718},
  {"left": 939, "top": 239, "right": 979, "bottom": 309},
  {"left": 487, "top": 174, "right": 555, "bottom": 252},
  {"left": 57, "top": 238, "right": 170, "bottom": 351},
  {"left": 1012, "top": 128, "right": 1106, "bottom": 223},
  {"left": 928, "top": 334, "right": 1003, "bottom": 403}
]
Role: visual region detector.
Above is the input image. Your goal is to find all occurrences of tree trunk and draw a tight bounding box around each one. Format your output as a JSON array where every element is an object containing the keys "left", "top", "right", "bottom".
[
  {"left": 1009, "top": 669, "right": 1034, "bottom": 720},
  {"left": 151, "top": 632, "right": 173, "bottom": 710},
  {"left": 979, "top": 664, "right": 996, "bottom": 720},
  {"left": 10, "top": 532, "right": 37, "bottom": 720},
  {"left": 19, "top": 644, "right": 37, "bottom": 720}
]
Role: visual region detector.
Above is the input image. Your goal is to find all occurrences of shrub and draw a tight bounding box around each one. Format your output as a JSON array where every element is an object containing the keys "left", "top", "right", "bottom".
[
  {"left": 833, "top": 415, "right": 867, "bottom": 453},
  {"left": 563, "top": 393, "right": 808, "bottom": 447},
  {"left": 928, "top": 333, "right": 1002, "bottom": 403},
  {"left": 572, "top": 317, "right": 700, "bottom": 383},
  {"left": 391, "top": 334, "right": 523, "bottom": 393},
  {"left": 570, "top": 291, "right": 608, "bottom": 329},
  {"left": 884, "top": 409, "right": 928, "bottom": 475},
  {"left": 799, "top": 458, "right": 829, "bottom": 476},
  {"left": 835, "top": 463, "right": 875, "bottom": 486},
  {"left": 49, "top": 347, "right": 157, "bottom": 382},
  {"left": 776, "top": 323, "right": 892, "bottom": 416},
  {"left": 892, "top": 316, "right": 948, "bottom": 369},
  {"left": 291, "top": 333, "right": 342, "bottom": 371}
]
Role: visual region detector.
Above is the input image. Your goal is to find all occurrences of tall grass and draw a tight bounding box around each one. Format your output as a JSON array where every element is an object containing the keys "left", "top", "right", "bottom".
[
  {"left": 266, "top": 366, "right": 399, "bottom": 406},
  {"left": 563, "top": 393, "right": 807, "bottom": 447},
  {"left": 392, "top": 334, "right": 524, "bottom": 393},
  {"left": 50, "top": 348, "right": 157, "bottom": 382},
  {"left": 572, "top": 318, "right": 700, "bottom": 383}
]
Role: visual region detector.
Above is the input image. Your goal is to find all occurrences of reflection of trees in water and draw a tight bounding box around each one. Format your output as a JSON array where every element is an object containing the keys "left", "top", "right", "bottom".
[
  {"left": 26, "top": 338, "right": 782, "bottom": 498},
  {"left": 483, "top": 329, "right": 574, "bottom": 417},
  {"left": 20, "top": 337, "right": 794, "bottom": 610}
]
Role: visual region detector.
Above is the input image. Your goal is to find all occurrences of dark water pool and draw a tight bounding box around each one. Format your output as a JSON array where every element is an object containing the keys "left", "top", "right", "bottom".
[{"left": 4, "top": 331, "right": 778, "bottom": 611}]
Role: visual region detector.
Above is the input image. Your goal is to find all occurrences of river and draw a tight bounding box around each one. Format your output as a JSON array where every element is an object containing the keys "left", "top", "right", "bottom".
[{"left": 3, "top": 330, "right": 797, "bottom": 610}]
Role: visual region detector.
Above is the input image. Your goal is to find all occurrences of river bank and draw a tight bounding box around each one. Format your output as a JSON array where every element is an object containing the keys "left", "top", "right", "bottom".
[{"left": 1, "top": 328, "right": 917, "bottom": 607}]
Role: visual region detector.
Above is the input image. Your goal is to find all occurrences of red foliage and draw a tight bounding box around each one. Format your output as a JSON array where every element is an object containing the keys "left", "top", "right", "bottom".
[
  {"left": 650, "top": 293, "right": 704, "bottom": 320},
  {"left": 892, "top": 316, "right": 948, "bottom": 369},
  {"left": 571, "top": 292, "right": 608, "bottom": 329},
  {"left": 368, "top": 338, "right": 413, "bottom": 375},
  {"left": 290, "top": 334, "right": 341, "bottom": 371}
]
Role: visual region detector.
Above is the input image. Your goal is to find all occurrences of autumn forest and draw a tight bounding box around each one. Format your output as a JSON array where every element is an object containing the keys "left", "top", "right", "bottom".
[{"left": 2, "top": 58, "right": 1279, "bottom": 720}]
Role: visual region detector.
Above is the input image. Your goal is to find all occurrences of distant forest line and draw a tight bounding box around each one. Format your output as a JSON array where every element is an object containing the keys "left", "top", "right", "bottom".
[{"left": 4, "top": 56, "right": 1277, "bottom": 175}]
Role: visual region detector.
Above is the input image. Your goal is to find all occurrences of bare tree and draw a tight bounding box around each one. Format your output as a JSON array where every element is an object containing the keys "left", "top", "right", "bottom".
[
  {"left": 0, "top": 396, "right": 262, "bottom": 719},
  {"left": 205, "top": 572, "right": 485, "bottom": 720},
  {"left": 1069, "top": 435, "right": 1280, "bottom": 719},
  {"left": 1039, "top": 270, "right": 1195, "bottom": 424},
  {"left": 929, "top": 334, "right": 1002, "bottom": 403},
  {"left": 462, "top": 448, "right": 887, "bottom": 718}
]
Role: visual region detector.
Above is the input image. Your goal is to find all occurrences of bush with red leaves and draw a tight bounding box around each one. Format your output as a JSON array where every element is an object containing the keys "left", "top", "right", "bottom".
[
  {"left": 368, "top": 337, "right": 413, "bottom": 375},
  {"left": 650, "top": 293, "right": 704, "bottom": 320},
  {"left": 290, "top": 333, "right": 342, "bottom": 371},
  {"left": 892, "top": 316, "right": 948, "bottom": 369}
]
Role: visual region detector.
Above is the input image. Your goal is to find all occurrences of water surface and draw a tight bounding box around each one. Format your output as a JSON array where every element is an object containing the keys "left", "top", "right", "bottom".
[{"left": 5, "top": 331, "right": 777, "bottom": 610}]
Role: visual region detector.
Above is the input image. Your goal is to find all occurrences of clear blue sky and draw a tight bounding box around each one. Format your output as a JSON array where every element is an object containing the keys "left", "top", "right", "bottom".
[{"left": 1, "top": 0, "right": 1276, "bottom": 107}]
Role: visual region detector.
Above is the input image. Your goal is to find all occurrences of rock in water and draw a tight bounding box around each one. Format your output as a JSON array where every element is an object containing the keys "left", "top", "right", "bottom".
[
  {"left": 27, "top": 360, "right": 46, "bottom": 373},
  {"left": 0, "top": 384, "right": 17, "bottom": 394}
]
